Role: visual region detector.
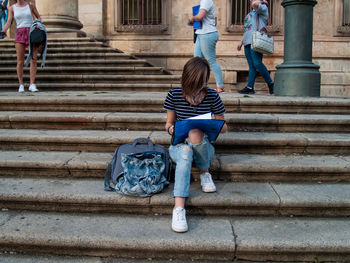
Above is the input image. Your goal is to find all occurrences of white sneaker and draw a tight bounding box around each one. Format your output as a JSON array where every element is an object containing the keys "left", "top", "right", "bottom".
[
  {"left": 28, "top": 84, "right": 38, "bottom": 92},
  {"left": 18, "top": 85, "right": 24, "bottom": 93},
  {"left": 171, "top": 207, "right": 188, "bottom": 233},
  {"left": 200, "top": 172, "right": 216, "bottom": 193}
]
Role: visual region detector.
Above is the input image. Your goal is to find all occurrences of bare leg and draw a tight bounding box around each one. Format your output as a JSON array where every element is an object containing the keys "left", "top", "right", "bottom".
[
  {"left": 30, "top": 45, "right": 39, "bottom": 84},
  {"left": 15, "top": 43, "right": 26, "bottom": 85},
  {"left": 174, "top": 197, "right": 185, "bottom": 209}
]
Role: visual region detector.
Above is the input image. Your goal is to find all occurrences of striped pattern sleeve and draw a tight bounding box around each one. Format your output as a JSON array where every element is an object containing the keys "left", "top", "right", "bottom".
[
  {"left": 211, "top": 91, "right": 226, "bottom": 116},
  {"left": 163, "top": 88, "right": 176, "bottom": 111}
]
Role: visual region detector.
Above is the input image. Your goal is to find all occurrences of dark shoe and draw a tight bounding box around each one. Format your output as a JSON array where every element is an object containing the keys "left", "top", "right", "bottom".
[
  {"left": 238, "top": 86, "right": 255, "bottom": 94},
  {"left": 268, "top": 82, "right": 274, "bottom": 95}
]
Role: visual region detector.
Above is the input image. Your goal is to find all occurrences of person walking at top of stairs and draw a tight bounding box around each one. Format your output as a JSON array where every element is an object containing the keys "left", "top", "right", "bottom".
[
  {"left": 188, "top": 0, "right": 225, "bottom": 93},
  {"left": 1, "top": 0, "right": 40, "bottom": 93},
  {"left": 237, "top": 0, "right": 274, "bottom": 95}
]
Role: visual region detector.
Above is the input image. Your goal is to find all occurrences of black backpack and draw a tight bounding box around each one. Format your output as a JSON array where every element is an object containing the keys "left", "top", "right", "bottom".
[
  {"left": 104, "top": 138, "right": 171, "bottom": 196},
  {"left": 30, "top": 28, "right": 46, "bottom": 45}
]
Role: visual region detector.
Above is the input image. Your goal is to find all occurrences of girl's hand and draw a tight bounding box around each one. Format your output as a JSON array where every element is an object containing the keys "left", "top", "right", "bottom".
[{"left": 237, "top": 43, "right": 242, "bottom": 51}]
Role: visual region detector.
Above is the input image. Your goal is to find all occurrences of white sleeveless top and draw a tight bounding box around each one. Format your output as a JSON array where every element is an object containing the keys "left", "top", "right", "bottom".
[{"left": 13, "top": 4, "right": 33, "bottom": 29}]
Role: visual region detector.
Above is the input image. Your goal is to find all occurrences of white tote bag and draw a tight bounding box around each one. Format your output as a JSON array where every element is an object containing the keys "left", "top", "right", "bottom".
[
  {"left": 251, "top": 14, "right": 274, "bottom": 55},
  {"left": 252, "top": 30, "right": 274, "bottom": 55}
]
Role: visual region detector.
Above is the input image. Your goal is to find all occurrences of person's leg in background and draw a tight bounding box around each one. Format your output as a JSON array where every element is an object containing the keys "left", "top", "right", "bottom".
[
  {"left": 29, "top": 44, "right": 39, "bottom": 92},
  {"left": 239, "top": 44, "right": 257, "bottom": 94},
  {"left": 0, "top": 15, "right": 5, "bottom": 31},
  {"left": 195, "top": 32, "right": 224, "bottom": 93},
  {"left": 15, "top": 42, "right": 26, "bottom": 92},
  {"left": 250, "top": 47, "right": 274, "bottom": 94},
  {"left": 194, "top": 34, "right": 203, "bottom": 58}
]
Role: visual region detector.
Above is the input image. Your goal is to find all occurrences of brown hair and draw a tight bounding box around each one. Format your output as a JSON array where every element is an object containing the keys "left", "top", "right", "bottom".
[{"left": 181, "top": 57, "right": 210, "bottom": 106}]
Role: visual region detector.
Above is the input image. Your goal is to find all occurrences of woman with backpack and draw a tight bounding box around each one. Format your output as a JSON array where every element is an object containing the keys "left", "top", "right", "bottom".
[
  {"left": 164, "top": 57, "right": 228, "bottom": 233},
  {"left": 0, "top": 0, "right": 41, "bottom": 92}
]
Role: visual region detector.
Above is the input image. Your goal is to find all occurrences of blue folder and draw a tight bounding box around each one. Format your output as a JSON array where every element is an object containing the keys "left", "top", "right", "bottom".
[
  {"left": 171, "top": 119, "right": 225, "bottom": 145},
  {"left": 192, "top": 5, "right": 202, "bottom": 29}
]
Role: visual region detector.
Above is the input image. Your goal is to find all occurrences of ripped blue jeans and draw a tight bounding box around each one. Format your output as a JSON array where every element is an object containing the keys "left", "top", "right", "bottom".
[{"left": 169, "top": 137, "right": 215, "bottom": 197}]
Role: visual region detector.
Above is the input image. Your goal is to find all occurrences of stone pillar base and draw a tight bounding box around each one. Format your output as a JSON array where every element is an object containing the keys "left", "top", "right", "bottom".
[
  {"left": 275, "top": 63, "right": 321, "bottom": 97},
  {"left": 36, "top": 0, "right": 85, "bottom": 38},
  {"left": 42, "top": 15, "right": 86, "bottom": 38}
]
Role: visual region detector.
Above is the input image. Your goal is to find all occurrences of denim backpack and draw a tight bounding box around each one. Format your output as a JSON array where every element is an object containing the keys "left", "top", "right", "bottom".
[{"left": 104, "top": 138, "right": 170, "bottom": 197}]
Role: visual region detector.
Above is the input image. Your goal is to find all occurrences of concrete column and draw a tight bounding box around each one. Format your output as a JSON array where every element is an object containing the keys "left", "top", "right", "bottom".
[
  {"left": 274, "top": 0, "right": 321, "bottom": 97},
  {"left": 35, "top": 0, "right": 85, "bottom": 37}
]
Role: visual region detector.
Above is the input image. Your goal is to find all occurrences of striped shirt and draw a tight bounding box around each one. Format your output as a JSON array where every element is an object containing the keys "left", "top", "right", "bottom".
[{"left": 163, "top": 87, "right": 226, "bottom": 121}]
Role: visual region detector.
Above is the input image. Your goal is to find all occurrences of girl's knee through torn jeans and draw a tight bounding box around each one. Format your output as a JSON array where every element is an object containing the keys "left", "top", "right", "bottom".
[{"left": 169, "top": 137, "right": 215, "bottom": 198}]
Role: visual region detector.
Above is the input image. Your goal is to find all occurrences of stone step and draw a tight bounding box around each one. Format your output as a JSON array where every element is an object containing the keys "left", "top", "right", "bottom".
[
  {"left": 0, "top": 52, "right": 133, "bottom": 60},
  {"left": 1, "top": 111, "right": 350, "bottom": 132},
  {"left": 0, "top": 41, "right": 107, "bottom": 49},
  {"left": 0, "top": 37, "right": 94, "bottom": 43},
  {"left": 0, "top": 83, "right": 175, "bottom": 92},
  {"left": 0, "top": 74, "right": 181, "bottom": 84},
  {"left": 0, "top": 210, "right": 349, "bottom": 261},
  {"left": 1, "top": 129, "right": 350, "bottom": 155},
  {"left": 0, "top": 59, "right": 150, "bottom": 67},
  {"left": 1, "top": 177, "right": 350, "bottom": 217},
  {"left": 0, "top": 254, "right": 104, "bottom": 263},
  {"left": 0, "top": 151, "right": 349, "bottom": 182},
  {"left": 0, "top": 254, "right": 244, "bottom": 263},
  {"left": 0, "top": 66, "right": 166, "bottom": 75},
  {"left": 0, "top": 91, "right": 349, "bottom": 114},
  {"left": 0, "top": 47, "right": 120, "bottom": 55},
  {"left": 1, "top": 254, "right": 228, "bottom": 263}
]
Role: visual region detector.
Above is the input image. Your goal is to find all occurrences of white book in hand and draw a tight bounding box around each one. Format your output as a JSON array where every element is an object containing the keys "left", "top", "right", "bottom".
[{"left": 187, "top": 112, "right": 212, "bottom": 120}]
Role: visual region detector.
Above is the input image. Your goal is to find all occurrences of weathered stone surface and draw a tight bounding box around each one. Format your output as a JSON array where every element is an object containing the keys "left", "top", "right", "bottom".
[
  {"left": 232, "top": 217, "right": 350, "bottom": 261},
  {"left": 0, "top": 211, "right": 235, "bottom": 260},
  {"left": 0, "top": 254, "right": 102, "bottom": 263},
  {"left": 219, "top": 154, "right": 350, "bottom": 181}
]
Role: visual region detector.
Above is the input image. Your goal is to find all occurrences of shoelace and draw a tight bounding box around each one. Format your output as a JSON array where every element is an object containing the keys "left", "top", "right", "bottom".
[
  {"left": 175, "top": 208, "right": 185, "bottom": 222},
  {"left": 201, "top": 173, "right": 212, "bottom": 184}
]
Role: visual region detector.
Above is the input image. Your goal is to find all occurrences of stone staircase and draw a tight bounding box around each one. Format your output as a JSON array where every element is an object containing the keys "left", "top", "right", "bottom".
[{"left": 0, "top": 38, "right": 350, "bottom": 262}]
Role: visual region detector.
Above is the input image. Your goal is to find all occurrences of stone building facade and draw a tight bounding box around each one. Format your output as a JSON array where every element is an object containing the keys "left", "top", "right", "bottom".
[{"left": 9, "top": 0, "right": 350, "bottom": 97}]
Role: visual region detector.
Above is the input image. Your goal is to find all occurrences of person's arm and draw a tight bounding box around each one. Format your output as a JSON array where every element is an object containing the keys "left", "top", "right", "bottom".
[
  {"left": 189, "top": 9, "right": 207, "bottom": 24},
  {"left": 165, "top": 110, "right": 176, "bottom": 135},
  {"left": 237, "top": 38, "right": 244, "bottom": 51},
  {"left": 29, "top": 2, "right": 41, "bottom": 20},
  {"left": 214, "top": 114, "right": 228, "bottom": 133},
  {"left": 1, "top": 5, "right": 13, "bottom": 33}
]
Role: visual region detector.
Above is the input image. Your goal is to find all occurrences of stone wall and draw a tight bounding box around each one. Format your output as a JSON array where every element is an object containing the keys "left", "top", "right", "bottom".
[{"left": 78, "top": 0, "right": 104, "bottom": 39}]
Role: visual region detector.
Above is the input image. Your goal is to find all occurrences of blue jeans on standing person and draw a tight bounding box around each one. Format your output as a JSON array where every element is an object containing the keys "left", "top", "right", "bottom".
[
  {"left": 169, "top": 136, "right": 215, "bottom": 198},
  {"left": 244, "top": 44, "right": 272, "bottom": 88},
  {"left": 0, "top": 14, "right": 5, "bottom": 31},
  {"left": 194, "top": 31, "right": 224, "bottom": 87}
]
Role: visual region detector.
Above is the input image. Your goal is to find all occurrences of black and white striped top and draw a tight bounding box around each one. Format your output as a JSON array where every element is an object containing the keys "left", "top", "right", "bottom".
[{"left": 163, "top": 87, "right": 226, "bottom": 121}]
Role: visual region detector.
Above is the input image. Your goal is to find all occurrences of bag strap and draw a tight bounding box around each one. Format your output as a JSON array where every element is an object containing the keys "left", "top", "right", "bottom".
[{"left": 132, "top": 138, "right": 154, "bottom": 147}]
